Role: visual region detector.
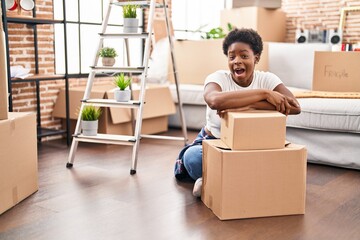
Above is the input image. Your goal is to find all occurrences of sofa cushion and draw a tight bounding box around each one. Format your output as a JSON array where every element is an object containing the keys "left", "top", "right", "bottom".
[
  {"left": 169, "top": 84, "right": 206, "bottom": 105},
  {"left": 287, "top": 98, "right": 360, "bottom": 133}
]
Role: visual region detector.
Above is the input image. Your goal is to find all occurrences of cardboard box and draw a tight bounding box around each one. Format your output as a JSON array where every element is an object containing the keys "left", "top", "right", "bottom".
[
  {"left": 202, "top": 140, "right": 307, "bottom": 220},
  {"left": 169, "top": 39, "right": 228, "bottom": 85},
  {"left": 313, "top": 51, "right": 360, "bottom": 92},
  {"left": 53, "top": 84, "right": 176, "bottom": 135},
  {"left": 0, "top": 112, "right": 38, "bottom": 215},
  {"left": 220, "top": 7, "right": 286, "bottom": 42},
  {"left": 0, "top": 9, "right": 9, "bottom": 120},
  {"left": 168, "top": 39, "right": 268, "bottom": 85},
  {"left": 226, "top": 0, "right": 282, "bottom": 9},
  {"left": 221, "top": 111, "right": 286, "bottom": 150}
]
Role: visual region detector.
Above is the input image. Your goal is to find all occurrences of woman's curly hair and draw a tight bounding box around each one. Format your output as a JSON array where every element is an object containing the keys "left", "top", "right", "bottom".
[{"left": 222, "top": 28, "right": 263, "bottom": 56}]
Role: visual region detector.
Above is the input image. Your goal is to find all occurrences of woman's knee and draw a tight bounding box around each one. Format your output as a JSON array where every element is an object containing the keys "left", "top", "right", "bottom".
[{"left": 183, "top": 145, "right": 203, "bottom": 179}]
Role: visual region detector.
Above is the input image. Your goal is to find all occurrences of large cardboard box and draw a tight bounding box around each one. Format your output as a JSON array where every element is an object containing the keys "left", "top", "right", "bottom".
[
  {"left": 0, "top": 112, "right": 38, "bottom": 215},
  {"left": 53, "top": 84, "right": 176, "bottom": 135},
  {"left": 202, "top": 140, "right": 307, "bottom": 220},
  {"left": 169, "top": 39, "right": 228, "bottom": 85},
  {"left": 0, "top": 7, "right": 9, "bottom": 120},
  {"left": 312, "top": 51, "right": 360, "bottom": 92},
  {"left": 220, "top": 7, "right": 286, "bottom": 42},
  {"left": 221, "top": 111, "right": 286, "bottom": 150},
  {"left": 226, "top": 0, "right": 282, "bottom": 9},
  {"left": 168, "top": 40, "right": 268, "bottom": 85}
]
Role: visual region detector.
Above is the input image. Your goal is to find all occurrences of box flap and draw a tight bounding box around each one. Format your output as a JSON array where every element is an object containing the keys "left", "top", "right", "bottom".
[{"left": 53, "top": 85, "right": 114, "bottom": 119}]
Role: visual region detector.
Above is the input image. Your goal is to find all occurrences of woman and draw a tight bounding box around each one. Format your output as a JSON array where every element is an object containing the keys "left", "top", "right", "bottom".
[{"left": 175, "top": 28, "right": 301, "bottom": 197}]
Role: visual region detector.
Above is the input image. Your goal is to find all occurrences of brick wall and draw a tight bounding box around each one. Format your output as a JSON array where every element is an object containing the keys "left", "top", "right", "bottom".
[
  {"left": 6, "top": 0, "right": 360, "bottom": 141},
  {"left": 282, "top": 0, "right": 360, "bottom": 43}
]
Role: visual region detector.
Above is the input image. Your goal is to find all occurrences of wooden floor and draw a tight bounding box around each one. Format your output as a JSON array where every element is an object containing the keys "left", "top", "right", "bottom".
[{"left": 1, "top": 129, "right": 360, "bottom": 240}]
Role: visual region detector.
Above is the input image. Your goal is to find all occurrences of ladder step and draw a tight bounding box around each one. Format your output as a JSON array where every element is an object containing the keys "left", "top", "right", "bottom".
[
  {"left": 74, "top": 134, "right": 136, "bottom": 145},
  {"left": 90, "top": 66, "right": 145, "bottom": 73},
  {"left": 113, "top": 1, "right": 165, "bottom": 8},
  {"left": 82, "top": 99, "right": 142, "bottom": 108},
  {"left": 100, "top": 33, "right": 150, "bottom": 39}
]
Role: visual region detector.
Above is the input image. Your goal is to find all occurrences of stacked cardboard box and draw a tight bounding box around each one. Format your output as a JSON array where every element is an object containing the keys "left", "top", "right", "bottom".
[
  {"left": 53, "top": 84, "right": 176, "bottom": 136},
  {"left": 220, "top": 7, "right": 286, "bottom": 42},
  {"left": 202, "top": 110, "right": 307, "bottom": 220},
  {"left": 0, "top": 112, "right": 38, "bottom": 214}
]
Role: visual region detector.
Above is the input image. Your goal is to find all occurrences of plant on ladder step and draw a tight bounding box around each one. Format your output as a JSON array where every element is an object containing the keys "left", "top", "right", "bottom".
[
  {"left": 114, "top": 73, "right": 132, "bottom": 102},
  {"left": 122, "top": 2, "right": 139, "bottom": 33},
  {"left": 81, "top": 105, "right": 102, "bottom": 136},
  {"left": 99, "top": 47, "right": 118, "bottom": 66}
]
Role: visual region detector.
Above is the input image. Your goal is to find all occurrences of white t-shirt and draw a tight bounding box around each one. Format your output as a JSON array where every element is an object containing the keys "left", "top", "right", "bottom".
[{"left": 204, "top": 70, "right": 283, "bottom": 138}]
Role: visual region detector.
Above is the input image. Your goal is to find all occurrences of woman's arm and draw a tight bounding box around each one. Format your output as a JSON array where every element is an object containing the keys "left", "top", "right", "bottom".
[{"left": 204, "top": 82, "right": 300, "bottom": 115}]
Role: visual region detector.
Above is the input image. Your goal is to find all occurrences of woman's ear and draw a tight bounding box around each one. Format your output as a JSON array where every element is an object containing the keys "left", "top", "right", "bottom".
[{"left": 255, "top": 54, "right": 260, "bottom": 64}]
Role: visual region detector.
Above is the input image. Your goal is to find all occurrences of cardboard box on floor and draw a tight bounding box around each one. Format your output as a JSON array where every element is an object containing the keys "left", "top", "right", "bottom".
[
  {"left": 168, "top": 40, "right": 268, "bottom": 85},
  {"left": 0, "top": 7, "right": 9, "bottom": 120},
  {"left": 220, "top": 7, "right": 286, "bottom": 42},
  {"left": 221, "top": 111, "right": 286, "bottom": 150},
  {"left": 53, "top": 84, "right": 176, "bottom": 135},
  {"left": 202, "top": 139, "right": 307, "bottom": 220},
  {"left": 0, "top": 112, "right": 38, "bottom": 215},
  {"left": 313, "top": 51, "right": 360, "bottom": 92}
]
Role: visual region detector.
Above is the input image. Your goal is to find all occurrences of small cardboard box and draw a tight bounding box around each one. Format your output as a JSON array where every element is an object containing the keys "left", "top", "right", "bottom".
[
  {"left": 0, "top": 17, "right": 9, "bottom": 120},
  {"left": 53, "top": 84, "right": 176, "bottom": 135},
  {"left": 220, "top": 7, "right": 286, "bottom": 42},
  {"left": 202, "top": 140, "right": 307, "bottom": 220},
  {"left": 168, "top": 40, "right": 268, "bottom": 85},
  {"left": 227, "top": 0, "right": 282, "bottom": 9},
  {"left": 0, "top": 112, "right": 38, "bottom": 215},
  {"left": 221, "top": 111, "right": 286, "bottom": 150},
  {"left": 312, "top": 51, "right": 360, "bottom": 92}
]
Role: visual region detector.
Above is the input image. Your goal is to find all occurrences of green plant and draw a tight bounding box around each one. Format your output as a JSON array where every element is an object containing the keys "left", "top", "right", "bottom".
[
  {"left": 200, "top": 23, "right": 235, "bottom": 39},
  {"left": 122, "top": 3, "right": 138, "bottom": 18},
  {"left": 114, "top": 73, "right": 131, "bottom": 90},
  {"left": 99, "top": 47, "right": 118, "bottom": 58},
  {"left": 81, "top": 105, "right": 102, "bottom": 121}
]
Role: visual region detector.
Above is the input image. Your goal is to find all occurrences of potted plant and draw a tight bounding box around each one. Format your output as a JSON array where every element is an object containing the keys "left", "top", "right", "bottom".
[
  {"left": 99, "top": 47, "right": 118, "bottom": 66},
  {"left": 114, "top": 73, "right": 132, "bottom": 102},
  {"left": 122, "top": 3, "right": 139, "bottom": 33},
  {"left": 81, "top": 105, "right": 102, "bottom": 136}
]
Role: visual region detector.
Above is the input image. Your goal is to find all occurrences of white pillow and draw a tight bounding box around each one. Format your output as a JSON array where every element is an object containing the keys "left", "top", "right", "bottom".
[{"left": 147, "top": 37, "right": 170, "bottom": 84}]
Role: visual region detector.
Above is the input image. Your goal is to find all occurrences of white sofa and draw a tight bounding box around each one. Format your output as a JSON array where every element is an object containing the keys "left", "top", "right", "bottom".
[{"left": 150, "top": 40, "right": 360, "bottom": 170}]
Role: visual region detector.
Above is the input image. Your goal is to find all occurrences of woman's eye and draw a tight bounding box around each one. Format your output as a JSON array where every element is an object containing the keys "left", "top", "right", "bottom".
[
  {"left": 229, "top": 56, "right": 235, "bottom": 60},
  {"left": 241, "top": 55, "right": 249, "bottom": 59}
]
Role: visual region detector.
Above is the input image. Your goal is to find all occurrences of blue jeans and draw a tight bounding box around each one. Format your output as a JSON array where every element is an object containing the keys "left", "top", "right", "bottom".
[{"left": 183, "top": 144, "right": 203, "bottom": 180}]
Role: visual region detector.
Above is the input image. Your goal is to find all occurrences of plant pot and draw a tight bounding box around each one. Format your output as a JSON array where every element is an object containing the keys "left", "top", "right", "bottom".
[
  {"left": 102, "top": 57, "right": 115, "bottom": 67},
  {"left": 81, "top": 120, "right": 98, "bottom": 136},
  {"left": 114, "top": 89, "right": 131, "bottom": 102},
  {"left": 123, "top": 18, "right": 139, "bottom": 33}
]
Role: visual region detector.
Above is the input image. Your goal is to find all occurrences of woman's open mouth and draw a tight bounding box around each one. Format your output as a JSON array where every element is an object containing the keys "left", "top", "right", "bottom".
[{"left": 234, "top": 68, "right": 245, "bottom": 76}]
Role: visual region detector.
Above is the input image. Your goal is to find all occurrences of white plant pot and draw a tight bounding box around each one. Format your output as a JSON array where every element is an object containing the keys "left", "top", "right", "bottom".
[
  {"left": 123, "top": 18, "right": 139, "bottom": 33},
  {"left": 81, "top": 120, "right": 98, "bottom": 136},
  {"left": 102, "top": 57, "right": 115, "bottom": 66},
  {"left": 114, "top": 89, "right": 131, "bottom": 102}
]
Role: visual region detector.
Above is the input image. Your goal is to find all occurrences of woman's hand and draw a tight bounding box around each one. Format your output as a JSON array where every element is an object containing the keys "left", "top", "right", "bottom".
[{"left": 266, "top": 91, "right": 294, "bottom": 115}]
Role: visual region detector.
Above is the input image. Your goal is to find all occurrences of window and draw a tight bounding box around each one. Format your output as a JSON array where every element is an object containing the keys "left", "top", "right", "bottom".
[
  {"left": 53, "top": 0, "right": 143, "bottom": 75},
  {"left": 172, "top": 0, "right": 225, "bottom": 40}
]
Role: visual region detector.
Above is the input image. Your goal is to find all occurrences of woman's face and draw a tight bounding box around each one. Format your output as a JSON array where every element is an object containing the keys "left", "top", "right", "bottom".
[{"left": 227, "top": 42, "right": 259, "bottom": 87}]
